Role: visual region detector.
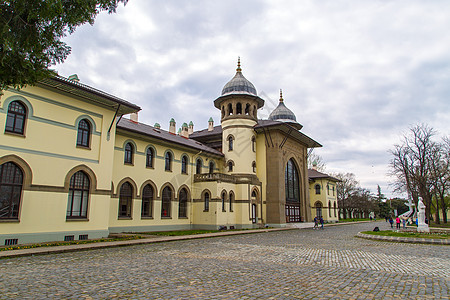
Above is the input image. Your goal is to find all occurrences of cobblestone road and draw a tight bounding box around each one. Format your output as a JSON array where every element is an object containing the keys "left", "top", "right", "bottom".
[{"left": 1, "top": 221, "right": 449, "bottom": 299}]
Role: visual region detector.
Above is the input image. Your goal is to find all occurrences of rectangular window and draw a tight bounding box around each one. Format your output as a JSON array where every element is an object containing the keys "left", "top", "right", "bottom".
[
  {"left": 64, "top": 235, "right": 75, "bottom": 241},
  {"left": 5, "top": 239, "right": 18, "bottom": 246},
  {"left": 79, "top": 234, "right": 88, "bottom": 240}
]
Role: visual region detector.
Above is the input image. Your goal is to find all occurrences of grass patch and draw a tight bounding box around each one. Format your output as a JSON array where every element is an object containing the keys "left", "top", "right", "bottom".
[
  {"left": 0, "top": 235, "right": 144, "bottom": 252},
  {"left": 138, "top": 230, "right": 220, "bottom": 236},
  {"left": 361, "top": 230, "right": 449, "bottom": 239},
  {"left": 338, "top": 218, "right": 371, "bottom": 223},
  {"left": 429, "top": 222, "right": 450, "bottom": 229}
]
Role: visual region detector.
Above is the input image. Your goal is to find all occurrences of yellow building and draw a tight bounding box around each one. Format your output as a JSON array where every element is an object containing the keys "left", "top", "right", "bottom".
[
  {"left": 0, "top": 60, "right": 322, "bottom": 245},
  {"left": 308, "top": 168, "right": 339, "bottom": 222}
]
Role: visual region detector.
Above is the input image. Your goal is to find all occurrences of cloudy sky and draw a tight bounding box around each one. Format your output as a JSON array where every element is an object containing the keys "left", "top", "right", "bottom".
[{"left": 56, "top": 0, "right": 450, "bottom": 198}]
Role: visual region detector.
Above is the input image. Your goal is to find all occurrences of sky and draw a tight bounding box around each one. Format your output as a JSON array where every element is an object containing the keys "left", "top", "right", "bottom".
[{"left": 55, "top": 0, "right": 450, "bottom": 198}]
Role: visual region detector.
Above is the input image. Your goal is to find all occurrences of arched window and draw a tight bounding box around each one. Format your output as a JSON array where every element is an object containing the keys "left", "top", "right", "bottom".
[
  {"left": 285, "top": 159, "right": 299, "bottom": 203},
  {"left": 146, "top": 148, "right": 154, "bottom": 168},
  {"left": 229, "top": 192, "right": 234, "bottom": 211},
  {"left": 165, "top": 152, "right": 172, "bottom": 171},
  {"left": 315, "top": 202, "right": 322, "bottom": 218},
  {"left": 252, "top": 136, "right": 256, "bottom": 152},
  {"left": 236, "top": 102, "right": 242, "bottom": 114},
  {"left": 0, "top": 162, "right": 23, "bottom": 219},
  {"left": 181, "top": 155, "right": 188, "bottom": 174},
  {"left": 119, "top": 182, "right": 133, "bottom": 217},
  {"left": 228, "top": 103, "right": 233, "bottom": 115},
  {"left": 124, "top": 143, "right": 133, "bottom": 164},
  {"left": 204, "top": 191, "right": 210, "bottom": 211},
  {"left": 245, "top": 103, "right": 250, "bottom": 115},
  {"left": 5, "top": 101, "right": 27, "bottom": 135},
  {"left": 333, "top": 186, "right": 335, "bottom": 196},
  {"left": 76, "top": 119, "right": 91, "bottom": 148},
  {"left": 209, "top": 161, "right": 215, "bottom": 174},
  {"left": 252, "top": 161, "right": 256, "bottom": 173},
  {"left": 227, "top": 160, "right": 234, "bottom": 172},
  {"left": 161, "top": 186, "right": 172, "bottom": 217},
  {"left": 141, "top": 184, "right": 153, "bottom": 217},
  {"left": 315, "top": 184, "right": 321, "bottom": 195},
  {"left": 328, "top": 201, "right": 332, "bottom": 217},
  {"left": 66, "top": 171, "right": 89, "bottom": 218},
  {"left": 221, "top": 192, "right": 226, "bottom": 212},
  {"left": 327, "top": 184, "right": 330, "bottom": 195},
  {"left": 178, "top": 188, "right": 188, "bottom": 218},
  {"left": 334, "top": 202, "right": 337, "bottom": 217},
  {"left": 228, "top": 135, "right": 234, "bottom": 151},
  {"left": 251, "top": 190, "right": 258, "bottom": 224},
  {"left": 196, "top": 159, "right": 202, "bottom": 174}
]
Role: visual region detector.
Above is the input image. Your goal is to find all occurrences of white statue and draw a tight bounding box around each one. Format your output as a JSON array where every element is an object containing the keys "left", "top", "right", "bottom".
[
  {"left": 417, "top": 197, "right": 429, "bottom": 232},
  {"left": 417, "top": 197, "right": 426, "bottom": 225}
]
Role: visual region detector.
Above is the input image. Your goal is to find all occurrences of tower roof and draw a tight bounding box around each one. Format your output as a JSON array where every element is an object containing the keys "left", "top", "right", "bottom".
[
  {"left": 221, "top": 58, "right": 257, "bottom": 96},
  {"left": 268, "top": 90, "right": 297, "bottom": 122}
]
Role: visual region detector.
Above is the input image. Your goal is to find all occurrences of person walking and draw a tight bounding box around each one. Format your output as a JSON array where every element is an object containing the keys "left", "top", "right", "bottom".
[
  {"left": 313, "top": 216, "right": 318, "bottom": 229},
  {"left": 319, "top": 216, "right": 324, "bottom": 230},
  {"left": 402, "top": 218, "right": 406, "bottom": 229},
  {"left": 389, "top": 216, "right": 394, "bottom": 228},
  {"left": 396, "top": 216, "right": 401, "bottom": 229}
]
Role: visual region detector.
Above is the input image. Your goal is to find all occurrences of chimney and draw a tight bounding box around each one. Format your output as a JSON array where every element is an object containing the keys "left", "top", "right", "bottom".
[
  {"left": 154, "top": 123, "right": 161, "bottom": 129},
  {"left": 68, "top": 74, "right": 80, "bottom": 82},
  {"left": 130, "top": 112, "right": 138, "bottom": 123},
  {"left": 208, "top": 117, "right": 214, "bottom": 131},
  {"left": 188, "top": 121, "right": 194, "bottom": 135},
  {"left": 312, "top": 161, "right": 318, "bottom": 171},
  {"left": 181, "top": 123, "right": 189, "bottom": 138},
  {"left": 169, "top": 118, "right": 176, "bottom": 134}
]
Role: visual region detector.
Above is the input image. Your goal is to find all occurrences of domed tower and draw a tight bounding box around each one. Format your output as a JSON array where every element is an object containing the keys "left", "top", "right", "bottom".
[
  {"left": 214, "top": 58, "right": 264, "bottom": 174},
  {"left": 268, "top": 90, "right": 303, "bottom": 130}
]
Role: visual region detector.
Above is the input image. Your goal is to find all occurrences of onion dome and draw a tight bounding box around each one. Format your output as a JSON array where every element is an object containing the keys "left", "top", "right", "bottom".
[
  {"left": 269, "top": 90, "right": 297, "bottom": 122},
  {"left": 221, "top": 57, "right": 257, "bottom": 96}
]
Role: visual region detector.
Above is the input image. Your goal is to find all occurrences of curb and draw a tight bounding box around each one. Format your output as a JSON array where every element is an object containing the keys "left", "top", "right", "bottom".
[
  {"left": 0, "top": 227, "right": 295, "bottom": 259},
  {"left": 356, "top": 232, "right": 449, "bottom": 245}
]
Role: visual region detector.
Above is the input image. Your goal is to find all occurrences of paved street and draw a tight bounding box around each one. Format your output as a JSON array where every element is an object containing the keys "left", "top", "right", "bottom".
[{"left": 1, "top": 221, "right": 449, "bottom": 299}]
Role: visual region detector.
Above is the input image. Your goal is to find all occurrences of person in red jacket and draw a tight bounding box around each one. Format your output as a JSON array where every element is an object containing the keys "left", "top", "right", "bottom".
[{"left": 395, "top": 216, "right": 401, "bottom": 229}]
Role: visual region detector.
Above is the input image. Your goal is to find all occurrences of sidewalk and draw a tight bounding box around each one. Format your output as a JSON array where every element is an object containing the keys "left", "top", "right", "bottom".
[
  {"left": 2, "top": 222, "right": 448, "bottom": 259},
  {"left": 0, "top": 227, "right": 295, "bottom": 259}
]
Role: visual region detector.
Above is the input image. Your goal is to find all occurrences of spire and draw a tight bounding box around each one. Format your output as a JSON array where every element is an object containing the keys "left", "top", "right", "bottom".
[
  {"left": 279, "top": 89, "right": 284, "bottom": 103},
  {"left": 236, "top": 57, "right": 241, "bottom": 72}
]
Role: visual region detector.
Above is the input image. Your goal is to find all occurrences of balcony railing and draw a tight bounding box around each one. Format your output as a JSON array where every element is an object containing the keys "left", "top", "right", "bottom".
[
  {"left": 194, "top": 173, "right": 236, "bottom": 183},
  {"left": 194, "top": 173, "right": 261, "bottom": 185}
]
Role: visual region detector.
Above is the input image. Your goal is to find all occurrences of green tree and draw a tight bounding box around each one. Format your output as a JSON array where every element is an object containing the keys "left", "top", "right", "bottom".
[
  {"left": 0, "top": 0, "right": 127, "bottom": 90},
  {"left": 389, "top": 198, "right": 409, "bottom": 216},
  {"left": 374, "top": 185, "right": 390, "bottom": 218}
]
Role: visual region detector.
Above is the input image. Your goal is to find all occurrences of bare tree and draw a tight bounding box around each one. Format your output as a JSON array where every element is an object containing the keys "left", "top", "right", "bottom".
[
  {"left": 307, "top": 150, "right": 326, "bottom": 172},
  {"left": 389, "top": 124, "right": 443, "bottom": 222},
  {"left": 430, "top": 137, "right": 450, "bottom": 223},
  {"left": 333, "top": 172, "right": 359, "bottom": 219}
]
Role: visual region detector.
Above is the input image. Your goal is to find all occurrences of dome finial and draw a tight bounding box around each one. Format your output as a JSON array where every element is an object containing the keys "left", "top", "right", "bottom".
[
  {"left": 236, "top": 57, "right": 242, "bottom": 72},
  {"left": 279, "top": 89, "right": 284, "bottom": 103}
]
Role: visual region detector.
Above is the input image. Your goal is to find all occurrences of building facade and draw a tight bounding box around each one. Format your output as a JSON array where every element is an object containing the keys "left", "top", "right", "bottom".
[
  {"left": 0, "top": 61, "right": 326, "bottom": 245},
  {"left": 308, "top": 168, "right": 339, "bottom": 222}
]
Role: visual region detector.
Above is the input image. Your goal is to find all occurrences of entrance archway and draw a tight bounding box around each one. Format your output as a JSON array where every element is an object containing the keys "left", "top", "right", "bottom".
[{"left": 285, "top": 158, "right": 301, "bottom": 222}]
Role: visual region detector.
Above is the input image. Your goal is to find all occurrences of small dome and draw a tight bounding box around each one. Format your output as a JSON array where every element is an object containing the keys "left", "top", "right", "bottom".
[
  {"left": 221, "top": 58, "right": 257, "bottom": 96},
  {"left": 268, "top": 90, "right": 297, "bottom": 122}
]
